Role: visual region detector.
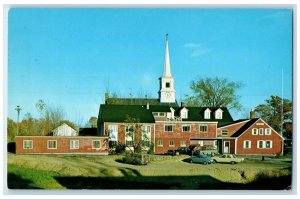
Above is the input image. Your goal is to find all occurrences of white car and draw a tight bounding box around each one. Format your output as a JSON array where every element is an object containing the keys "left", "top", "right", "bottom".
[{"left": 213, "top": 154, "right": 244, "bottom": 164}]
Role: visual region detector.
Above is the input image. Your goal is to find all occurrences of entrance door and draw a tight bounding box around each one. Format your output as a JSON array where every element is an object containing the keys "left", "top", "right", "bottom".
[{"left": 224, "top": 141, "right": 230, "bottom": 154}]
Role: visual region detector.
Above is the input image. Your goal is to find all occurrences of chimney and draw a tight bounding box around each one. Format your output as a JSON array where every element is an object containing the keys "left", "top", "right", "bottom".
[
  {"left": 250, "top": 109, "right": 255, "bottom": 119},
  {"left": 146, "top": 102, "right": 150, "bottom": 110}
]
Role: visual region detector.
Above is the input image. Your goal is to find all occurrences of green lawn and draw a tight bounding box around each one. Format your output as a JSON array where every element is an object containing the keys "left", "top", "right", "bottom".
[{"left": 7, "top": 153, "right": 292, "bottom": 190}]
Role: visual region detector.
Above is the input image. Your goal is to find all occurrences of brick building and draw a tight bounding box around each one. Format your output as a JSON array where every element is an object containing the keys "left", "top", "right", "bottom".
[{"left": 98, "top": 35, "right": 284, "bottom": 155}]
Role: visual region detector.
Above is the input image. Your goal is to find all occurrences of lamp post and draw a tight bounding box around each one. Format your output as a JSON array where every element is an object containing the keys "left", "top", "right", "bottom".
[{"left": 15, "top": 105, "right": 21, "bottom": 136}]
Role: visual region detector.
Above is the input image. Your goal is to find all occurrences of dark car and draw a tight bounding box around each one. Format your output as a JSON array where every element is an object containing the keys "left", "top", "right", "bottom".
[
  {"left": 177, "top": 147, "right": 192, "bottom": 155},
  {"left": 187, "top": 154, "right": 213, "bottom": 165},
  {"left": 166, "top": 150, "right": 179, "bottom": 156}
]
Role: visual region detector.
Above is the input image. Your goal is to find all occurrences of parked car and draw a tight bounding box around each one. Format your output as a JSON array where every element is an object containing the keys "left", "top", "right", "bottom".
[
  {"left": 212, "top": 154, "right": 244, "bottom": 164},
  {"left": 122, "top": 153, "right": 151, "bottom": 165},
  {"left": 187, "top": 154, "right": 213, "bottom": 165},
  {"left": 177, "top": 147, "right": 192, "bottom": 155},
  {"left": 166, "top": 150, "right": 179, "bottom": 156}
]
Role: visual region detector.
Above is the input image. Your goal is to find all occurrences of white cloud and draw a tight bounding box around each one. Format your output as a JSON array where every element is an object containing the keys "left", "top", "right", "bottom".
[
  {"left": 182, "top": 43, "right": 201, "bottom": 48},
  {"left": 190, "top": 49, "right": 212, "bottom": 57}
]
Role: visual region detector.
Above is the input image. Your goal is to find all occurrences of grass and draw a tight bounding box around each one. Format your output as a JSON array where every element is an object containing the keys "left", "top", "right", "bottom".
[{"left": 7, "top": 153, "right": 292, "bottom": 190}]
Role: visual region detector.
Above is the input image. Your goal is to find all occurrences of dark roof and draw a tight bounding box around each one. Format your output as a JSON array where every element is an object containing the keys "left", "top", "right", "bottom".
[
  {"left": 105, "top": 97, "right": 178, "bottom": 107},
  {"left": 231, "top": 118, "right": 260, "bottom": 137},
  {"left": 98, "top": 104, "right": 233, "bottom": 124},
  {"left": 79, "top": 128, "right": 98, "bottom": 136},
  {"left": 218, "top": 119, "right": 249, "bottom": 128},
  {"left": 99, "top": 104, "right": 155, "bottom": 123}
]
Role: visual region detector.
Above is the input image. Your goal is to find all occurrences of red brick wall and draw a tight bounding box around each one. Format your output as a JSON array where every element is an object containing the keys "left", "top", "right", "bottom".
[
  {"left": 154, "top": 123, "right": 217, "bottom": 154},
  {"left": 217, "top": 120, "right": 248, "bottom": 137},
  {"left": 236, "top": 119, "right": 283, "bottom": 155},
  {"left": 16, "top": 136, "right": 109, "bottom": 155}
]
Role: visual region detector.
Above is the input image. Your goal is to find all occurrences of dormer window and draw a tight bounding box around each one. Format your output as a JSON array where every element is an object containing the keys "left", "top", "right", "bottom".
[
  {"left": 204, "top": 108, "right": 211, "bottom": 119},
  {"left": 215, "top": 108, "right": 223, "bottom": 119},
  {"left": 180, "top": 108, "right": 188, "bottom": 119}
]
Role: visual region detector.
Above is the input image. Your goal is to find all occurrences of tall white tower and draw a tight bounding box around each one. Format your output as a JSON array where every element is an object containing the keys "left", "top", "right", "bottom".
[{"left": 159, "top": 34, "right": 176, "bottom": 103}]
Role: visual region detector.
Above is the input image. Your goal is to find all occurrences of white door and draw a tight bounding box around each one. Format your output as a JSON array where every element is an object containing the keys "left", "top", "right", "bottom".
[{"left": 224, "top": 141, "right": 230, "bottom": 154}]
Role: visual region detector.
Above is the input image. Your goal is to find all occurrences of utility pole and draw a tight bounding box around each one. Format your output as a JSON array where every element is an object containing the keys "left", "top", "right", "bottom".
[{"left": 15, "top": 105, "right": 21, "bottom": 136}]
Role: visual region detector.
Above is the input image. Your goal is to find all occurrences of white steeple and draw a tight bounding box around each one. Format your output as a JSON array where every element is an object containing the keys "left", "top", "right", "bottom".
[
  {"left": 163, "top": 34, "right": 172, "bottom": 77},
  {"left": 159, "top": 34, "right": 176, "bottom": 103}
]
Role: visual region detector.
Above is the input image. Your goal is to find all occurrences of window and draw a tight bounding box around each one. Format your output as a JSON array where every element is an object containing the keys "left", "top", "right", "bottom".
[
  {"left": 108, "top": 125, "right": 118, "bottom": 141},
  {"left": 243, "top": 140, "right": 251, "bottom": 149},
  {"left": 266, "top": 141, "right": 272, "bottom": 148},
  {"left": 165, "top": 125, "right": 173, "bottom": 132},
  {"left": 23, "top": 140, "right": 33, "bottom": 149},
  {"left": 257, "top": 140, "right": 264, "bottom": 149},
  {"left": 153, "top": 112, "right": 159, "bottom": 117},
  {"left": 70, "top": 140, "right": 79, "bottom": 149},
  {"left": 159, "top": 112, "right": 165, "bottom": 117},
  {"left": 166, "top": 82, "right": 170, "bottom": 88},
  {"left": 222, "top": 130, "right": 229, "bottom": 136},
  {"left": 126, "top": 140, "right": 133, "bottom": 147},
  {"left": 200, "top": 124, "right": 208, "bottom": 132},
  {"left": 259, "top": 128, "right": 264, "bottom": 135},
  {"left": 92, "top": 140, "right": 101, "bottom": 149},
  {"left": 252, "top": 128, "right": 258, "bottom": 135},
  {"left": 181, "top": 111, "right": 187, "bottom": 119},
  {"left": 142, "top": 125, "right": 151, "bottom": 146},
  {"left": 182, "top": 125, "right": 191, "bottom": 132},
  {"left": 169, "top": 140, "right": 175, "bottom": 147},
  {"left": 204, "top": 109, "right": 211, "bottom": 119},
  {"left": 215, "top": 109, "right": 223, "bottom": 119},
  {"left": 265, "top": 128, "right": 272, "bottom": 135},
  {"left": 48, "top": 140, "right": 57, "bottom": 149},
  {"left": 157, "top": 140, "right": 163, "bottom": 147},
  {"left": 180, "top": 140, "right": 186, "bottom": 147}
]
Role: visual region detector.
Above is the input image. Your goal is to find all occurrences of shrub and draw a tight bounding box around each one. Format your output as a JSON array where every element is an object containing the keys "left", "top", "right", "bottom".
[{"left": 115, "top": 143, "right": 126, "bottom": 154}]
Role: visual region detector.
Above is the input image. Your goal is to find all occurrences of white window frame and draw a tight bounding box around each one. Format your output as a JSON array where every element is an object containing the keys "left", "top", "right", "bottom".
[
  {"left": 182, "top": 124, "right": 191, "bottom": 132},
  {"left": 47, "top": 140, "right": 57, "bottom": 149},
  {"left": 199, "top": 124, "right": 208, "bottom": 132},
  {"left": 222, "top": 130, "right": 229, "bottom": 136},
  {"left": 159, "top": 112, "right": 165, "bottom": 117},
  {"left": 153, "top": 112, "right": 159, "bottom": 117},
  {"left": 204, "top": 109, "right": 211, "bottom": 119},
  {"left": 265, "top": 128, "right": 272, "bottom": 135},
  {"left": 92, "top": 140, "right": 101, "bottom": 149},
  {"left": 259, "top": 128, "right": 264, "bottom": 135},
  {"left": 257, "top": 140, "right": 265, "bottom": 149},
  {"left": 164, "top": 124, "right": 173, "bottom": 132},
  {"left": 243, "top": 140, "right": 251, "bottom": 149},
  {"left": 23, "top": 140, "right": 33, "bottom": 149},
  {"left": 143, "top": 125, "right": 151, "bottom": 141},
  {"left": 215, "top": 109, "right": 223, "bottom": 119},
  {"left": 108, "top": 125, "right": 118, "bottom": 141},
  {"left": 169, "top": 140, "right": 175, "bottom": 147},
  {"left": 180, "top": 140, "right": 186, "bottom": 147},
  {"left": 70, "top": 140, "right": 79, "bottom": 149},
  {"left": 157, "top": 140, "right": 163, "bottom": 147},
  {"left": 252, "top": 128, "right": 258, "bottom": 135},
  {"left": 265, "top": 140, "right": 273, "bottom": 149}
]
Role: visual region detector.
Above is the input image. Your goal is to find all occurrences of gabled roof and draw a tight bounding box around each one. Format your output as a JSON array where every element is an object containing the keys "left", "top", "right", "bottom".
[
  {"left": 231, "top": 118, "right": 260, "bottom": 137},
  {"left": 218, "top": 119, "right": 249, "bottom": 128},
  {"left": 98, "top": 104, "right": 234, "bottom": 124},
  {"left": 105, "top": 97, "right": 178, "bottom": 107}
]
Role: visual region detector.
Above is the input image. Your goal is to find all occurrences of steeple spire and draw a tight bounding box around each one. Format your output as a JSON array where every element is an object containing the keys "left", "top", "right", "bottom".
[{"left": 163, "top": 33, "right": 172, "bottom": 77}]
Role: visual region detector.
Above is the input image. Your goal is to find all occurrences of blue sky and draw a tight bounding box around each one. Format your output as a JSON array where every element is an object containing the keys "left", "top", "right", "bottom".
[{"left": 7, "top": 8, "right": 293, "bottom": 124}]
